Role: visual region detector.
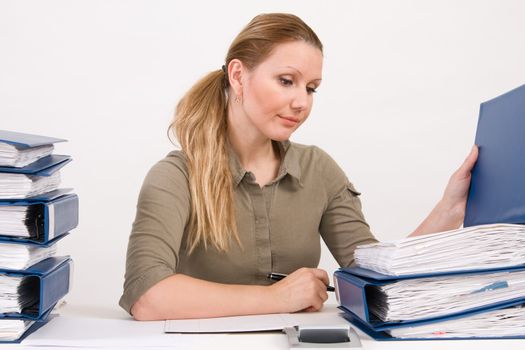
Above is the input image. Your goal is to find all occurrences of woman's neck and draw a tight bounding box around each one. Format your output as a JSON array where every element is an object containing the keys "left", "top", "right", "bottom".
[{"left": 227, "top": 110, "right": 281, "bottom": 186}]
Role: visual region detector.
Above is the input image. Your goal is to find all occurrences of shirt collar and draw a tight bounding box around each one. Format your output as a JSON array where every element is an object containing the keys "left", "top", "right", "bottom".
[{"left": 228, "top": 140, "right": 302, "bottom": 187}]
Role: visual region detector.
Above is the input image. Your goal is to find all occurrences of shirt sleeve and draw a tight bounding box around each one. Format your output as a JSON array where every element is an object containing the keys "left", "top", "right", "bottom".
[
  {"left": 119, "top": 152, "right": 191, "bottom": 314},
  {"left": 317, "top": 150, "right": 378, "bottom": 268}
]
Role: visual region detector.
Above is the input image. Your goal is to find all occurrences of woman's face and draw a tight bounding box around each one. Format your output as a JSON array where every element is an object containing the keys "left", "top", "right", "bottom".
[{"left": 238, "top": 40, "right": 323, "bottom": 141}]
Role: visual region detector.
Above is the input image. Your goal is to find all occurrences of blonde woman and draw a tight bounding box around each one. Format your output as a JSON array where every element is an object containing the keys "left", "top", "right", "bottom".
[{"left": 120, "top": 13, "right": 478, "bottom": 320}]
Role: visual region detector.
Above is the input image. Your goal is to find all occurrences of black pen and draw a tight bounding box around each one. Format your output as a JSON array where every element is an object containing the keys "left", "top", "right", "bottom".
[{"left": 267, "top": 272, "right": 336, "bottom": 292}]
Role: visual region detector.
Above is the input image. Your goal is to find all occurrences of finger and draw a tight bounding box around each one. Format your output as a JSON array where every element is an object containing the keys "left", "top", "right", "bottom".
[
  {"left": 302, "top": 298, "right": 323, "bottom": 312},
  {"left": 310, "top": 268, "right": 329, "bottom": 286},
  {"left": 311, "top": 299, "right": 324, "bottom": 311},
  {"left": 319, "top": 289, "right": 329, "bottom": 302},
  {"left": 312, "top": 277, "right": 329, "bottom": 303},
  {"left": 456, "top": 145, "right": 479, "bottom": 177}
]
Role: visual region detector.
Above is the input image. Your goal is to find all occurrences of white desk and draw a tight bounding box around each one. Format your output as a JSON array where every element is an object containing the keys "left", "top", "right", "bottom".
[{"left": 2, "top": 303, "right": 525, "bottom": 349}]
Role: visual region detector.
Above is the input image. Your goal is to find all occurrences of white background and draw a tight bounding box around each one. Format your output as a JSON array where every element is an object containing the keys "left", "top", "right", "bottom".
[{"left": 1, "top": 0, "right": 524, "bottom": 314}]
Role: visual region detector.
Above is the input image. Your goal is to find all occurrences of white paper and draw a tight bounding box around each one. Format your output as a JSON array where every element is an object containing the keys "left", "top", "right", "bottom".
[
  {"left": 0, "top": 276, "right": 25, "bottom": 313},
  {"left": 164, "top": 305, "right": 347, "bottom": 333},
  {"left": 0, "top": 242, "right": 56, "bottom": 270},
  {"left": 0, "top": 143, "right": 53, "bottom": 168},
  {"left": 355, "top": 223, "right": 525, "bottom": 275},
  {"left": 0, "top": 319, "right": 33, "bottom": 341},
  {"left": 369, "top": 269, "right": 525, "bottom": 322},
  {"left": 165, "top": 314, "right": 289, "bottom": 333},
  {"left": 22, "top": 316, "right": 174, "bottom": 347},
  {"left": 0, "top": 206, "right": 30, "bottom": 236},
  {"left": 389, "top": 305, "right": 525, "bottom": 338},
  {"left": 0, "top": 172, "right": 60, "bottom": 199}
]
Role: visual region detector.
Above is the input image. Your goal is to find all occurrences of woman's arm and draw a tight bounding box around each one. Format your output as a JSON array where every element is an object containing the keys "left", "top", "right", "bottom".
[
  {"left": 131, "top": 268, "right": 330, "bottom": 321},
  {"left": 409, "top": 145, "right": 479, "bottom": 236}
]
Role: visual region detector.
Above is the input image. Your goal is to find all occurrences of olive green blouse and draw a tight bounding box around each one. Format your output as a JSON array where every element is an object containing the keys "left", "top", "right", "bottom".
[{"left": 119, "top": 141, "right": 378, "bottom": 314}]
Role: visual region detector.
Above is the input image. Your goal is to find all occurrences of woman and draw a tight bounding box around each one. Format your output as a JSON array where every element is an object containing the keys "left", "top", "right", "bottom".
[{"left": 119, "top": 13, "right": 478, "bottom": 320}]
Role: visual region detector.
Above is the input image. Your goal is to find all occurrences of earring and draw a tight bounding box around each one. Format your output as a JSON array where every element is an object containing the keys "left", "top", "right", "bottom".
[{"left": 235, "top": 95, "right": 242, "bottom": 104}]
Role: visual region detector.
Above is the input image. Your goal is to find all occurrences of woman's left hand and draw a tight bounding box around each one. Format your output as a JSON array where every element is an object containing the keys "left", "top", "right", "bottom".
[
  {"left": 441, "top": 145, "right": 479, "bottom": 218},
  {"left": 410, "top": 145, "right": 478, "bottom": 236}
]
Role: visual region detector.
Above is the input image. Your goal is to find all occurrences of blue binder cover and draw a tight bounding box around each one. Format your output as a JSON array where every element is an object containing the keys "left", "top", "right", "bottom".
[
  {"left": 0, "top": 193, "right": 79, "bottom": 244},
  {"left": 334, "top": 265, "right": 525, "bottom": 330},
  {"left": 0, "top": 154, "right": 72, "bottom": 175},
  {"left": 464, "top": 83, "right": 525, "bottom": 226},
  {"left": 3, "top": 188, "right": 73, "bottom": 202},
  {"left": 0, "top": 130, "right": 66, "bottom": 149},
  {"left": 0, "top": 256, "right": 72, "bottom": 320}
]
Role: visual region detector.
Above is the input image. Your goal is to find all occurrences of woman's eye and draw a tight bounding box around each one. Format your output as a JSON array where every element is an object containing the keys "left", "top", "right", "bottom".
[
  {"left": 307, "top": 86, "right": 317, "bottom": 94},
  {"left": 279, "top": 77, "right": 293, "bottom": 86}
]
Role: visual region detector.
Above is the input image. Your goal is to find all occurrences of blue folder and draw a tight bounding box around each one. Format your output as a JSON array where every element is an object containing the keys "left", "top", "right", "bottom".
[
  {"left": 464, "top": 83, "right": 525, "bottom": 226},
  {"left": 0, "top": 154, "right": 72, "bottom": 175},
  {"left": 0, "top": 307, "right": 56, "bottom": 343},
  {"left": 0, "top": 190, "right": 78, "bottom": 244},
  {"left": 0, "top": 130, "right": 66, "bottom": 149},
  {"left": 0, "top": 256, "right": 72, "bottom": 320},
  {"left": 334, "top": 265, "right": 525, "bottom": 330},
  {"left": 339, "top": 301, "right": 525, "bottom": 341}
]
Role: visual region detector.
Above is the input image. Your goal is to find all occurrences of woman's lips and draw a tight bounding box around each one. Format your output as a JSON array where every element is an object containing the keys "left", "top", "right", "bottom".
[{"left": 278, "top": 115, "right": 300, "bottom": 127}]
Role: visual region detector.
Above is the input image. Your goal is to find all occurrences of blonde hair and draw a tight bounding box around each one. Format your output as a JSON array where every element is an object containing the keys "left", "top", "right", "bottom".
[{"left": 170, "top": 13, "right": 323, "bottom": 253}]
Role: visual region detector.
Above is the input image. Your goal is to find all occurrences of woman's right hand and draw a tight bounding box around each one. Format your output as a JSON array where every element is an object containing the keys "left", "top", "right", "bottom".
[{"left": 267, "top": 267, "right": 329, "bottom": 313}]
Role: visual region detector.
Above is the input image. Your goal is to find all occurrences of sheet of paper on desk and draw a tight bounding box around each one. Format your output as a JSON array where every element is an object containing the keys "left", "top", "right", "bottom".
[
  {"left": 164, "top": 306, "right": 348, "bottom": 333},
  {"left": 22, "top": 315, "right": 179, "bottom": 347}
]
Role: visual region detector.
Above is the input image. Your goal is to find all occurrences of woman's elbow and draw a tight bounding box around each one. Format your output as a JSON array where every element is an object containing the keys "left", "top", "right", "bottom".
[
  {"left": 131, "top": 289, "right": 164, "bottom": 321},
  {"left": 131, "top": 297, "right": 153, "bottom": 320},
  {"left": 130, "top": 275, "right": 189, "bottom": 320}
]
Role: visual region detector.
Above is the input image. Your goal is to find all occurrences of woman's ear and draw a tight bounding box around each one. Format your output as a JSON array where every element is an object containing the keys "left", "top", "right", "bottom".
[{"left": 227, "top": 59, "right": 244, "bottom": 98}]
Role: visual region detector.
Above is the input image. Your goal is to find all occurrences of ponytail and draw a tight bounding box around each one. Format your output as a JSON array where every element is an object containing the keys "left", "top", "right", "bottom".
[{"left": 170, "top": 69, "right": 239, "bottom": 253}]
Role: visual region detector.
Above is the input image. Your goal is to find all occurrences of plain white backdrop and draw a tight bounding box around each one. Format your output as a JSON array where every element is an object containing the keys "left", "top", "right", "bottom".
[{"left": 1, "top": 0, "right": 524, "bottom": 314}]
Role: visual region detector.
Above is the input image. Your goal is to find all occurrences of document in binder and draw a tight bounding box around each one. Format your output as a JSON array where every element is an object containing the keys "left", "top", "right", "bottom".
[
  {"left": 334, "top": 266, "right": 525, "bottom": 340},
  {"left": 0, "top": 130, "right": 66, "bottom": 168},
  {"left": 353, "top": 223, "right": 525, "bottom": 276},
  {"left": 334, "top": 265, "right": 525, "bottom": 329},
  {"left": 0, "top": 237, "right": 66, "bottom": 270},
  {"left": 0, "top": 154, "right": 71, "bottom": 176},
  {"left": 0, "top": 189, "right": 78, "bottom": 244},
  {"left": 0, "top": 307, "right": 54, "bottom": 343},
  {"left": 0, "top": 256, "right": 72, "bottom": 320},
  {"left": 340, "top": 303, "right": 525, "bottom": 341},
  {"left": 0, "top": 158, "right": 72, "bottom": 200},
  {"left": 465, "top": 83, "right": 525, "bottom": 226}
]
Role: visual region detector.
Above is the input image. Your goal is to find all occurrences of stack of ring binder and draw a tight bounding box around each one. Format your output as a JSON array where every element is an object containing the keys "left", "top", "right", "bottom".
[
  {"left": 334, "top": 223, "right": 525, "bottom": 340},
  {"left": 0, "top": 130, "right": 77, "bottom": 343},
  {"left": 335, "top": 261, "right": 525, "bottom": 340},
  {"left": 335, "top": 83, "right": 525, "bottom": 341}
]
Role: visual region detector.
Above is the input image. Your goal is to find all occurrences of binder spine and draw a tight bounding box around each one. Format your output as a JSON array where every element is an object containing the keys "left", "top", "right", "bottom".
[
  {"left": 38, "top": 259, "right": 71, "bottom": 316},
  {"left": 334, "top": 271, "right": 372, "bottom": 324},
  {"left": 47, "top": 204, "right": 55, "bottom": 239},
  {"left": 45, "top": 194, "right": 79, "bottom": 240}
]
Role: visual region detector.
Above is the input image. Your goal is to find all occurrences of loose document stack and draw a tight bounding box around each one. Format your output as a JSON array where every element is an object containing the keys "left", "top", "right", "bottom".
[
  {"left": 334, "top": 224, "right": 525, "bottom": 340},
  {"left": 0, "top": 130, "right": 77, "bottom": 343}
]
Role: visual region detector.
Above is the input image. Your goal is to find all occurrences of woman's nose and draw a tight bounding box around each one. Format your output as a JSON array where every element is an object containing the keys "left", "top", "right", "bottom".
[{"left": 290, "top": 88, "right": 308, "bottom": 112}]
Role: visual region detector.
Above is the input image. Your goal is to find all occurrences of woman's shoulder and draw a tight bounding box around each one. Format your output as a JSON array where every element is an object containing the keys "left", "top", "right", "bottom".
[
  {"left": 143, "top": 150, "right": 189, "bottom": 187},
  {"left": 288, "top": 141, "right": 349, "bottom": 191},
  {"left": 288, "top": 141, "right": 339, "bottom": 168},
  {"left": 158, "top": 150, "right": 188, "bottom": 172}
]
